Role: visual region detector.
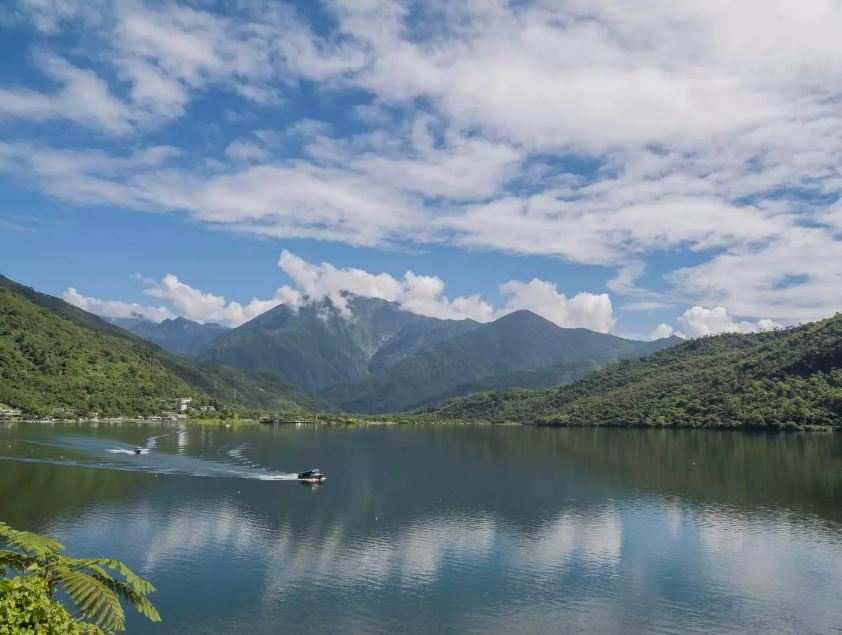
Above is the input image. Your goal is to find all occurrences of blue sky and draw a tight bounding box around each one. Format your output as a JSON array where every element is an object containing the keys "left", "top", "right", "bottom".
[{"left": 1, "top": 0, "right": 841, "bottom": 339}]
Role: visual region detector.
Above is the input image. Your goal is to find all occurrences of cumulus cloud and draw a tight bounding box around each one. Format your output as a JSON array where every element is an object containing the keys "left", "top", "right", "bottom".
[
  {"left": 499, "top": 279, "right": 615, "bottom": 333},
  {"left": 63, "top": 287, "right": 174, "bottom": 322},
  {"left": 277, "top": 250, "right": 495, "bottom": 322},
  {"left": 279, "top": 251, "right": 612, "bottom": 329},
  {"left": 142, "top": 274, "right": 302, "bottom": 327},
  {"left": 64, "top": 251, "right": 617, "bottom": 333},
  {"left": 648, "top": 323, "right": 676, "bottom": 341},
  {"left": 677, "top": 306, "right": 782, "bottom": 338}
]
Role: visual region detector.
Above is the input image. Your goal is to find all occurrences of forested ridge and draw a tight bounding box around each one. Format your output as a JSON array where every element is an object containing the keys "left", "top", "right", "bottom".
[
  {"left": 428, "top": 314, "right": 842, "bottom": 429},
  {"left": 0, "top": 275, "right": 308, "bottom": 415}
]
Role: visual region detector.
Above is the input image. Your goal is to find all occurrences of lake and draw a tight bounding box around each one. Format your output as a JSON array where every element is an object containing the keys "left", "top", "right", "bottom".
[{"left": 2, "top": 423, "right": 842, "bottom": 634}]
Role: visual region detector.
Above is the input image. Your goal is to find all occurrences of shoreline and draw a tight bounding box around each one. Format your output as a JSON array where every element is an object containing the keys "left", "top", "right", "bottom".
[{"left": 1, "top": 414, "right": 837, "bottom": 432}]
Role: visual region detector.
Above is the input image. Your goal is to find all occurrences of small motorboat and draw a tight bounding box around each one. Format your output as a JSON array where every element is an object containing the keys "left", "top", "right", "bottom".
[
  {"left": 298, "top": 468, "right": 327, "bottom": 483},
  {"left": 134, "top": 447, "right": 144, "bottom": 455}
]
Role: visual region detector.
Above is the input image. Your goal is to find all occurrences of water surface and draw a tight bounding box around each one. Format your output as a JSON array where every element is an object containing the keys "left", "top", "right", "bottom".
[{"left": 3, "top": 423, "right": 842, "bottom": 634}]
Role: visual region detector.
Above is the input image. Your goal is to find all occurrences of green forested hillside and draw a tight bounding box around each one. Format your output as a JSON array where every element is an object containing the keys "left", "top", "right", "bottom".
[
  {"left": 325, "top": 311, "right": 679, "bottom": 413},
  {"left": 428, "top": 315, "right": 842, "bottom": 429},
  {"left": 0, "top": 275, "right": 308, "bottom": 415}
]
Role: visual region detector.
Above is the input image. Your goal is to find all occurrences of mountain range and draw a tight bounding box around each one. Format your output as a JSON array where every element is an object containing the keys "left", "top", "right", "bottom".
[
  {"left": 199, "top": 296, "right": 480, "bottom": 394},
  {"left": 111, "top": 317, "right": 228, "bottom": 358},
  {"left": 193, "top": 295, "right": 678, "bottom": 411},
  {"left": 3, "top": 272, "right": 840, "bottom": 428},
  {"left": 321, "top": 309, "right": 679, "bottom": 412},
  {"left": 1, "top": 276, "right": 680, "bottom": 415}
]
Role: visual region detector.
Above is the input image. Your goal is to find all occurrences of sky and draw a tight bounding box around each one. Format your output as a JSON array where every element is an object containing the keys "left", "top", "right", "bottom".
[{"left": 1, "top": 0, "right": 841, "bottom": 340}]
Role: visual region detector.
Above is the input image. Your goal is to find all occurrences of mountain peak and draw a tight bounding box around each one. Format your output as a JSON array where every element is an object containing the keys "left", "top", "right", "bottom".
[
  {"left": 494, "top": 309, "right": 553, "bottom": 326},
  {"left": 115, "top": 314, "right": 228, "bottom": 357}
]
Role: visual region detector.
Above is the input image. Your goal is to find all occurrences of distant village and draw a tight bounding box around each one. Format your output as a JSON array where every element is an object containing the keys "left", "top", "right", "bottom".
[{"left": 0, "top": 397, "right": 216, "bottom": 423}]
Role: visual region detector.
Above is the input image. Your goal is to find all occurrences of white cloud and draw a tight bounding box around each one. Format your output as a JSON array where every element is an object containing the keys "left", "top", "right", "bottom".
[
  {"left": 677, "top": 306, "right": 782, "bottom": 338},
  {"left": 109, "top": 2, "right": 362, "bottom": 124},
  {"left": 224, "top": 139, "right": 271, "bottom": 163},
  {"left": 15, "top": 0, "right": 103, "bottom": 34},
  {"left": 279, "top": 251, "right": 613, "bottom": 329},
  {"left": 323, "top": 2, "right": 757, "bottom": 150},
  {"left": 63, "top": 251, "right": 616, "bottom": 332},
  {"left": 7, "top": 0, "right": 842, "bottom": 327},
  {"left": 277, "top": 250, "right": 495, "bottom": 322},
  {"left": 499, "top": 279, "right": 615, "bottom": 333},
  {"left": 345, "top": 129, "right": 522, "bottom": 200},
  {"left": 63, "top": 287, "right": 174, "bottom": 322},
  {"left": 0, "top": 51, "right": 132, "bottom": 134},
  {"left": 0, "top": 142, "right": 181, "bottom": 210},
  {"left": 669, "top": 227, "right": 842, "bottom": 323},
  {"left": 143, "top": 274, "right": 302, "bottom": 327},
  {"left": 648, "top": 323, "right": 676, "bottom": 340}
]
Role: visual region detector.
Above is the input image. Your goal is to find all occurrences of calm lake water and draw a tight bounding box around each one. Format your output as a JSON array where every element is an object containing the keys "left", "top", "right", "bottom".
[{"left": 2, "top": 423, "right": 842, "bottom": 634}]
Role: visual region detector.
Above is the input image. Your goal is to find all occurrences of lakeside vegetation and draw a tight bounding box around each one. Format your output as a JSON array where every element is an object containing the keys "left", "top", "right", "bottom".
[
  {"left": 0, "top": 522, "right": 159, "bottom": 633},
  {"left": 427, "top": 314, "right": 842, "bottom": 429}
]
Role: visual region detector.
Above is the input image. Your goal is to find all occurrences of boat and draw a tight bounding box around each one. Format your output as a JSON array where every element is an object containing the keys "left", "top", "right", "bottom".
[{"left": 298, "top": 468, "right": 327, "bottom": 483}]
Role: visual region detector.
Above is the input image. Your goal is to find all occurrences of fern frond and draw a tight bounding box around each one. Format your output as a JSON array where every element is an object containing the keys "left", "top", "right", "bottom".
[
  {"left": 98, "top": 558, "right": 156, "bottom": 595},
  {"left": 67, "top": 557, "right": 156, "bottom": 595},
  {"left": 0, "top": 522, "right": 63, "bottom": 557},
  {"left": 91, "top": 573, "right": 161, "bottom": 623},
  {"left": 0, "top": 523, "right": 161, "bottom": 631},
  {"left": 53, "top": 566, "right": 126, "bottom": 633},
  {"left": 0, "top": 549, "right": 38, "bottom": 572}
]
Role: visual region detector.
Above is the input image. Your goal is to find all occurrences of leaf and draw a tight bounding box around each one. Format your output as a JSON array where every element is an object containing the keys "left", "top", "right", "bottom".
[
  {"left": 0, "top": 549, "right": 37, "bottom": 572},
  {"left": 69, "top": 557, "right": 156, "bottom": 595},
  {"left": 91, "top": 574, "right": 161, "bottom": 624},
  {"left": 0, "top": 522, "right": 63, "bottom": 558},
  {"left": 54, "top": 566, "right": 126, "bottom": 633}
]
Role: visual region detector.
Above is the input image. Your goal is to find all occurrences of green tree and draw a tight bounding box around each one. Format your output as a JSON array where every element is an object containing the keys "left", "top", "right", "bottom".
[
  {"left": 0, "top": 575, "right": 94, "bottom": 634},
  {"left": 0, "top": 522, "right": 160, "bottom": 634}
]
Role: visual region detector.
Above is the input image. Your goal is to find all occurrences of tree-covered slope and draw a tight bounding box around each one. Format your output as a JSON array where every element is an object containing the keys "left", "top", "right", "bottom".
[
  {"left": 0, "top": 275, "right": 308, "bottom": 415},
  {"left": 428, "top": 315, "right": 842, "bottom": 429},
  {"left": 110, "top": 316, "right": 228, "bottom": 357},
  {"left": 325, "top": 311, "right": 679, "bottom": 413}
]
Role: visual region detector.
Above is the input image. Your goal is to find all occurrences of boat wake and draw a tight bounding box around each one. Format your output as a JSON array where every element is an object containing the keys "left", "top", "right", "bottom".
[{"left": 0, "top": 434, "right": 300, "bottom": 481}]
